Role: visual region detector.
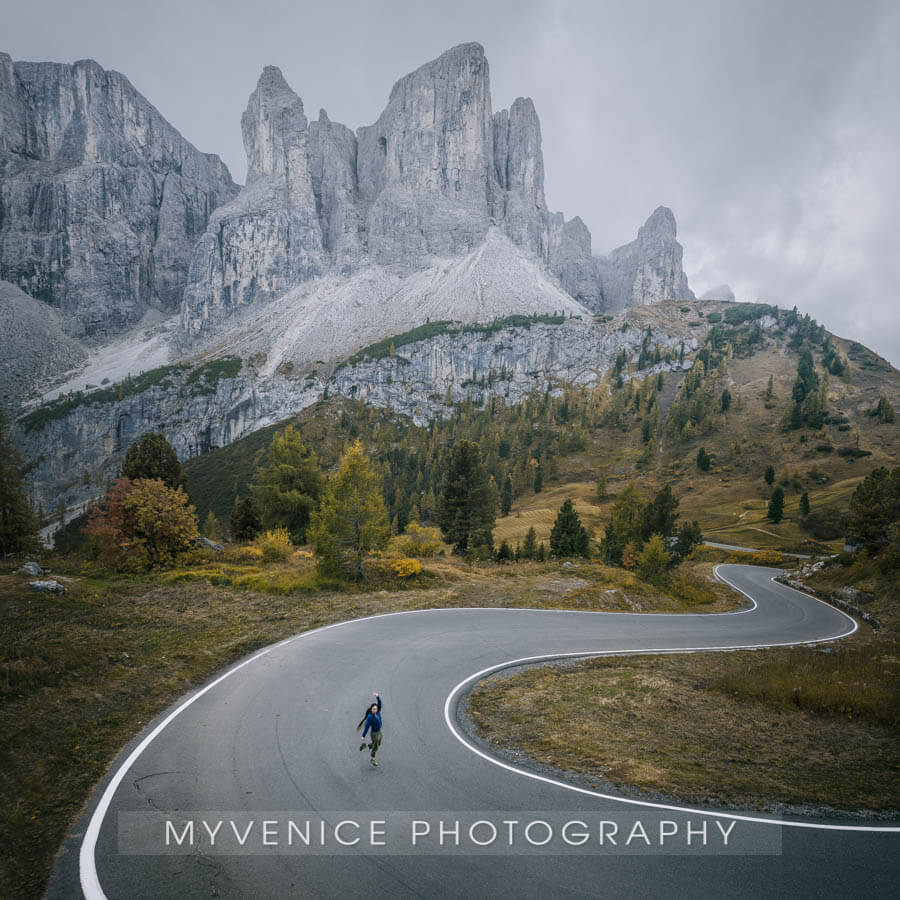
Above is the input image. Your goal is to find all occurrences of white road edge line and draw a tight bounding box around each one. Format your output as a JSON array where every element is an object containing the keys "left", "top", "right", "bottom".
[
  {"left": 78, "top": 566, "right": 895, "bottom": 899},
  {"left": 444, "top": 566, "right": 897, "bottom": 834}
]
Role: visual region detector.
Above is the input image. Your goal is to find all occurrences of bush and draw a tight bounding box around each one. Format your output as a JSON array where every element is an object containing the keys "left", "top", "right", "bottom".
[
  {"left": 837, "top": 447, "right": 872, "bottom": 459},
  {"left": 391, "top": 557, "right": 422, "bottom": 578},
  {"left": 801, "top": 506, "right": 846, "bottom": 540},
  {"left": 253, "top": 528, "right": 294, "bottom": 562},
  {"left": 223, "top": 544, "right": 264, "bottom": 563},
  {"left": 636, "top": 534, "right": 671, "bottom": 585},
  {"left": 389, "top": 522, "right": 443, "bottom": 557}
]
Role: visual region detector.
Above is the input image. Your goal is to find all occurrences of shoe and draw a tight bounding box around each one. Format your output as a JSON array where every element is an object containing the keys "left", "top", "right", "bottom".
[
  {"left": 359, "top": 742, "right": 366, "bottom": 751},
  {"left": 371, "top": 758, "right": 378, "bottom": 766}
]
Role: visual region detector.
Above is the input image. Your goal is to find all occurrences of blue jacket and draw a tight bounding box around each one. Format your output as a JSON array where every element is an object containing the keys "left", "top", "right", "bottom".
[{"left": 361, "top": 695, "right": 382, "bottom": 737}]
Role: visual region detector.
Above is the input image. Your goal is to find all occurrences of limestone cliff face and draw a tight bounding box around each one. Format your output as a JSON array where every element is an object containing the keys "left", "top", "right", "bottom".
[
  {"left": 597, "top": 206, "right": 695, "bottom": 310},
  {"left": 0, "top": 53, "right": 237, "bottom": 341},
  {"left": 180, "top": 67, "right": 326, "bottom": 339},
  {"left": 307, "top": 110, "right": 364, "bottom": 274},
  {"left": 179, "top": 44, "right": 609, "bottom": 345},
  {"left": 1, "top": 43, "right": 697, "bottom": 354},
  {"left": 16, "top": 311, "right": 702, "bottom": 518},
  {"left": 6, "top": 43, "right": 705, "bottom": 524},
  {"left": 357, "top": 42, "right": 495, "bottom": 264}
]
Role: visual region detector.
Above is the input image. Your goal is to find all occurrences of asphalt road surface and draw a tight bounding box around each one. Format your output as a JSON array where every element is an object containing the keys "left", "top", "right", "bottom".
[{"left": 49, "top": 565, "right": 899, "bottom": 899}]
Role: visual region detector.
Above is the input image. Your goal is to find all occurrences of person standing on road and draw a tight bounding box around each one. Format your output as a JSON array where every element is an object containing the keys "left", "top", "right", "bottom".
[{"left": 357, "top": 692, "right": 383, "bottom": 766}]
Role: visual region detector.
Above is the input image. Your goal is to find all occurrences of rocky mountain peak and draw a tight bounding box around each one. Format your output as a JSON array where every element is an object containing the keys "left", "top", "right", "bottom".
[
  {"left": 597, "top": 206, "right": 694, "bottom": 309},
  {"left": 386, "top": 42, "right": 488, "bottom": 107},
  {"left": 0, "top": 52, "right": 238, "bottom": 340},
  {"left": 241, "top": 65, "right": 310, "bottom": 189},
  {"left": 700, "top": 284, "right": 736, "bottom": 302},
  {"left": 493, "top": 97, "right": 545, "bottom": 210},
  {"left": 638, "top": 206, "right": 678, "bottom": 242}
]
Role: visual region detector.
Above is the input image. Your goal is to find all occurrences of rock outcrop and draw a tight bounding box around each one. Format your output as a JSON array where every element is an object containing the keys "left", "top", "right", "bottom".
[
  {"left": 0, "top": 280, "right": 86, "bottom": 413},
  {"left": 597, "top": 206, "right": 694, "bottom": 310},
  {"left": 700, "top": 284, "right": 735, "bottom": 302},
  {"left": 180, "top": 43, "right": 606, "bottom": 345},
  {"left": 16, "top": 306, "right": 706, "bottom": 519},
  {"left": 181, "top": 67, "right": 326, "bottom": 339},
  {"left": 358, "top": 43, "right": 494, "bottom": 265},
  {"left": 0, "top": 53, "right": 238, "bottom": 341}
]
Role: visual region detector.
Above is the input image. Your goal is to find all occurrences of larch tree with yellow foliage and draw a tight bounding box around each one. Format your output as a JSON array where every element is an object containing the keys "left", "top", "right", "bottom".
[{"left": 309, "top": 441, "right": 389, "bottom": 580}]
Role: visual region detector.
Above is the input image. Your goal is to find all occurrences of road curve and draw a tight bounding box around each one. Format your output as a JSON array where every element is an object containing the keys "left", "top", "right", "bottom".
[{"left": 49, "top": 565, "right": 899, "bottom": 899}]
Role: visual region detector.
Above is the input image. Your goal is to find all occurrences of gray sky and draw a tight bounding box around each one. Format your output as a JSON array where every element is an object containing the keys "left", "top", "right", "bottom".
[{"left": 4, "top": 0, "right": 899, "bottom": 365}]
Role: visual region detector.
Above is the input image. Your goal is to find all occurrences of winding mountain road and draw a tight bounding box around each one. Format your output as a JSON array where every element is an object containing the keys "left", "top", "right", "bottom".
[{"left": 49, "top": 565, "right": 899, "bottom": 898}]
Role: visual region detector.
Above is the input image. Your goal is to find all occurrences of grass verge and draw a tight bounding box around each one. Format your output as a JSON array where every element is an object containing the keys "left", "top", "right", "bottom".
[{"left": 467, "top": 637, "right": 900, "bottom": 815}]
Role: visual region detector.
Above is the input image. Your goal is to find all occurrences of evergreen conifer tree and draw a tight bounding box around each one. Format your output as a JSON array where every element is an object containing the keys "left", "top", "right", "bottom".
[
  {"left": 549, "top": 499, "right": 590, "bottom": 558},
  {"left": 202, "top": 510, "right": 224, "bottom": 541},
  {"left": 230, "top": 496, "right": 262, "bottom": 542},
  {"left": 436, "top": 440, "right": 497, "bottom": 554},
  {"left": 521, "top": 526, "right": 537, "bottom": 560},
  {"left": 501, "top": 474, "right": 513, "bottom": 516},
  {"left": 251, "top": 426, "right": 324, "bottom": 543},
  {"left": 846, "top": 467, "right": 900, "bottom": 553},
  {"left": 768, "top": 487, "right": 785, "bottom": 523},
  {"left": 121, "top": 432, "right": 186, "bottom": 491},
  {"left": 309, "top": 440, "right": 390, "bottom": 579}
]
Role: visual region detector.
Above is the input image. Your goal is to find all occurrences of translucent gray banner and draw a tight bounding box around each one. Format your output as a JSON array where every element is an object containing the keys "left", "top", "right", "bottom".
[{"left": 118, "top": 810, "right": 782, "bottom": 855}]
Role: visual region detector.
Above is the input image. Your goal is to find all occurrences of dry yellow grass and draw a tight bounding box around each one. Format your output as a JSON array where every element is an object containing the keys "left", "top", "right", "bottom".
[{"left": 467, "top": 648, "right": 900, "bottom": 812}]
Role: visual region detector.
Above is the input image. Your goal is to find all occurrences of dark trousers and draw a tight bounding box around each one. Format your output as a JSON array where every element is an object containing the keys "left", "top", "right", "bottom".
[{"left": 369, "top": 729, "right": 382, "bottom": 757}]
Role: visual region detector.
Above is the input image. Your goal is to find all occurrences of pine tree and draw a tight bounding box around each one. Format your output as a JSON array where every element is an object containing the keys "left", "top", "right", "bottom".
[
  {"left": 437, "top": 440, "right": 497, "bottom": 554},
  {"left": 846, "top": 467, "right": 900, "bottom": 553},
  {"left": 251, "top": 426, "right": 324, "bottom": 543},
  {"left": 501, "top": 474, "right": 513, "bottom": 517},
  {"left": 202, "top": 510, "right": 224, "bottom": 541},
  {"left": 640, "top": 485, "right": 680, "bottom": 542},
  {"left": 496, "top": 540, "right": 514, "bottom": 562},
  {"left": 549, "top": 499, "right": 590, "bottom": 558},
  {"left": 799, "top": 492, "right": 810, "bottom": 518},
  {"left": 536, "top": 541, "right": 547, "bottom": 561},
  {"left": 768, "top": 487, "right": 785, "bottom": 524},
  {"left": 309, "top": 440, "right": 390, "bottom": 579},
  {"left": 696, "top": 447, "right": 711, "bottom": 471},
  {"left": 230, "top": 496, "right": 262, "bottom": 542},
  {"left": 0, "top": 413, "right": 40, "bottom": 555},
  {"left": 121, "top": 432, "right": 186, "bottom": 491},
  {"left": 875, "top": 395, "right": 896, "bottom": 424},
  {"left": 721, "top": 389, "right": 731, "bottom": 413},
  {"left": 765, "top": 374, "right": 774, "bottom": 400},
  {"left": 533, "top": 463, "right": 544, "bottom": 493},
  {"left": 671, "top": 520, "right": 703, "bottom": 562},
  {"left": 521, "top": 526, "right": 537, "bottom": 560},
  {"left": 764, "top": 465, "right": 775, "bottom": 486},
  {"left": 595, "top": 470, "right": 608, "bottom": 501},
  {"left": 600, "top": 483, "right": 644, "bottom": 565}
]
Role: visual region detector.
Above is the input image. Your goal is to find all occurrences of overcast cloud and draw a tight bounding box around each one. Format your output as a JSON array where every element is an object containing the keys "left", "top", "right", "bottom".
[{"left": 3, "top": 0, "right": 898, "bottom": 364}]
